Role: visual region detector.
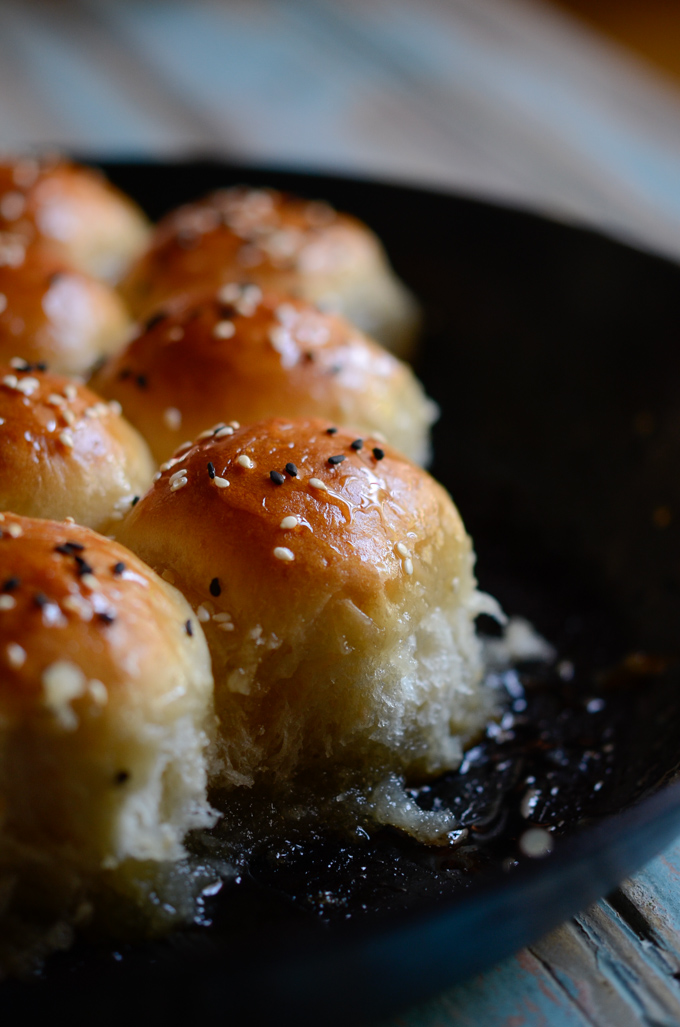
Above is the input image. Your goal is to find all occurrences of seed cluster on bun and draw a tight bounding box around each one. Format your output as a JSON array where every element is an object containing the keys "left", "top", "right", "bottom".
[
  {"left": 91, "top": 285, "right": 436, "bottom": 464},
  {"left": 120, "top": 185, "right": 420, "bottom": 356},
  {"left": 0, "top": 155, "right": 150, "bottom": 282},
  {"left": 0, "top": 361, "right": 154, "bottom": 531}
]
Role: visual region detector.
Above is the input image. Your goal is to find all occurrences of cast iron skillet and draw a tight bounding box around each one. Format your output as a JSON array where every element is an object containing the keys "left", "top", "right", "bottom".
[{"left": 5, "top": 162, "right": 680, "bottom": 1025}]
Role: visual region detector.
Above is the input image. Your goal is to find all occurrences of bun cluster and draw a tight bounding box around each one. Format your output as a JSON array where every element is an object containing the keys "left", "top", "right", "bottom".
[{"left": 0, "top": 158, "right": 500, "bottom": 962}]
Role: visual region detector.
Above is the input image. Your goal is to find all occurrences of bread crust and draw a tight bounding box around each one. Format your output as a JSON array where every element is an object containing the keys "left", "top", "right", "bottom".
[
  {"left": 91, "top": 287, "right": 436, "bottom": 464},
  {"left": 0, "top": 363, "right": 154, "bottom": 531},
  {"left": 120, "top": 186, "right": 419, "bottom": 355}
]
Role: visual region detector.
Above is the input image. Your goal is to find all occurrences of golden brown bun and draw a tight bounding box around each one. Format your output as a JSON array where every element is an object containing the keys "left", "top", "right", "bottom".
[
  {"left": 116, "top": 417, "right": 494, "bottom": 800},
  {"left": 0, "top": 235, "right": 132, "bottom": 375},
  {"left": 0, "top": 156, "right": 150, "bottom": 282},
  {"left": 0, "top": 513, "right": 216, "bottom": 945},
  {"left": 0, "top": 364, "right": 154, "bottom": 532},
  {"left": 91, "top": 288, "right": 436, "bottom": 465},
  {"left": 120, "top": 186, "right": 419, "bottom": 356}
]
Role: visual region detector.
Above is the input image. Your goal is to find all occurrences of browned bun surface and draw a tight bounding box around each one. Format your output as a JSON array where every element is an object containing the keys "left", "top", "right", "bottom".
[
  {"left": 0, "top": 515, "right": 215, "bottom": 900},
  {"left": 120, "top": 186, "right": 419, "bottom": 356},
  {"left": 0, "top": 156, "right": 150, "bottom": 282},
  {"left": 0, "top": 363, "right": 154, "bottom": 531},
  {"left": 117, "top": 417, "right": 492, "bottom": 799},
  {"left": 91, "top": 287, "right": 436, "bottom": 464},
  {"left": 0, "top": 235, "right": 131, "bottom": 374}
]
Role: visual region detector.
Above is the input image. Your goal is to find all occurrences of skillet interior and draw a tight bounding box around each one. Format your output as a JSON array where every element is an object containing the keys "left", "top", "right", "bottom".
[{"left": 4, "top": 162, "right": 680, "bottom": 1024}]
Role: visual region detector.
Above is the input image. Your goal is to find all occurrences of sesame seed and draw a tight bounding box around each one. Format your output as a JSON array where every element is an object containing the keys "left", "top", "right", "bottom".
[
  {"left": 372, "top": 447, "right": 385, "bottom": 460},
  {"left": 2, "top": 577, "right": 19, "bottom": 591},
  {"left": 209, "top": 577, "right": 221, "bottom": 597},
  {"left": 48, "top": 393, "right": 65, "bottom": 407},
  {"left": 273, "top": 547, "right": 295, "bottom": 562},
  {"left": 396, "top": 542, "right": 409, "bottom": 557},
  {"left": 213, "top": 320, "right": 236, "bottom": 339},
  {"left": 213, "top": 476, "right": 230, "bottom": 488},
  {"left": 163, "top": 407, "right": 182, "bottom": 431},
  {"left": 280, "top": 515, "right": 299, "bottom": 529},
  {"left": 63, "top": 595, "right": 93, "bottom": 621},
  {"left": 197, "top": 428, "right": 214, "bottom": 440},
  {"left": 0, "top": 294, "right": 6, "bottom": 314},
  {"left": 328, "top": 454, "right": 345, "bottom": 465},
  {"left": 207, "top": 461, "right": 216, "bottom": 479},
  {"left": 89, "top": 680, "right": 108, "bottom": 705},
  {"left": 213, "top": 612, "right": 232, "bottom": 624},
  {"left": 131, "top": 496, "right": 139, "bottom": 506},
  {"left": 59, "top": 430, "right": 74, "bottom": 448},
  {"left": 350, "top": 439, "right": 363, "bottom": 450},
  {"left": 309, "top": 478, "right": 327, "bottom": 491},
  {"left": 62, "top": 408, "right": 76, "bottom": 426},
  {"left": 97, "top": 612, "right": 115, "bottom": 626},
  {"left": 2, "top": 374, "right": 17, "bottom": 388},
  {"left": 285, "top": 462, "right": 298, "bottom": 477},
  {"left": 15, "top": 376, "right": 39, "bottom": 396},
  {"left": 144, "top": 311, "right": 166, "bottom": 332},
  {"left": 7, "top": 523, "right": 22, "bottom": 538},
  {"left": 136, "top": 374, "right": 148, "bottom": 389},
  {"left": 108, "top": 400, "right": 123, "bottom": 416},
  {"left": 237, "top": 455, "right": 254, "bottom": 469},
  {"left": 270, "top": 470, "right": 285, "bottom": 485},
  {"left": 73, "top": 555, "right": 93, "bottom": 576},
  {"left": 214, "top": 426, "right": 234, "bottom": 439},
  {"left": 153, "top": 471, "right": 162, "bottom": 482},
  {"left": 169, "top": 468, "right": 188, "bottom": 484},
  {"left": 170, "top": 477, "right": 188, "bottom": 492},
  {"left": 80, "top": 573, "right": 100, "bottom": 591},
  {"left": 7, "top": 643, "right": 25, "bottom": 668},
  {"left": 326, "top": 426, "right": 338, "bottom": 435},
  {"left": 112, "top": 562, "right": 125, "bottom": 576},
  {"left": 0, "top": 595, "right": 16, "bottom": 610},
  {"left": 64, "top": 385, "right": 77, "bottom": 401},
  {"left": 161, "top": 569, "right": 175, "bottom": 584},
  {"left": 229, "top": 421, "right": 240, "bottom": 430},
  {"left": 185, "top": 619, "right": 193, "bottom": 636},
  {"left": 404, "top": 558, "right": 414, "bottom": 575},
  {"left": 197, "top": 604, "right": 211, "bottom": 622},
  {"left": 168, "top": 326, "right": 184, "bottom": 342}
]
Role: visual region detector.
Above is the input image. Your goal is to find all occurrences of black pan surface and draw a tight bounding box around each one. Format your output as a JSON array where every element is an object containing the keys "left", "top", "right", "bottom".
[{"left": 5, "top": 161, "right": 680, "bottom": 1025}]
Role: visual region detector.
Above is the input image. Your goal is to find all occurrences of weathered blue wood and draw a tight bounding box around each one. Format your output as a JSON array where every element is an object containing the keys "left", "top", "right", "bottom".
[{"left": 376, "top": 947, "right": 591, "bottom": 1027}]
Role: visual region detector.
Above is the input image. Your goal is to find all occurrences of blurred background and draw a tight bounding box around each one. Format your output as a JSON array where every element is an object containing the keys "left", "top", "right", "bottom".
[{"left": 2, "top": 0, "right": 680, "bottom": 260}]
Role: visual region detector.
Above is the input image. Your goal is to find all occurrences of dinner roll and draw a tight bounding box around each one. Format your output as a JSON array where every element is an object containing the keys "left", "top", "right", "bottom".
[
  {"left": 0, "top": 362, "right": 154, "bottom": 532},
  {"left": 0, "top": 514, "right": 216, "bottom": 964},
  {"left": 0, "top": 234, "right": 132, "bottom": 375},
  {"left": 91, "top": 287, "right": 437, "bottom": 465},
  {"left": 116, "top": 418, "right": 498, "bottom": 837},
  {"left": 120, "top": 186, "right": 419, "bottom": 356},
  {"left": 0, "top": 155, "right": 150, "bottom": 282}
]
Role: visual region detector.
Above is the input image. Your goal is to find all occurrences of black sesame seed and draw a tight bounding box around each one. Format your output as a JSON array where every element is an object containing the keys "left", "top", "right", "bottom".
[
  {"left": 285, "top": 462, "right": 298, "bottom": 477},
  {"left": 350, "top": 439, "right": 363, "bottom": 450},
  {"left": 74, "top": 556, "right": 94, "bottom": 577},
  {"left": 34, "top": 592, "right": 48, "bottom": 608},
  {"left": 207, "top": 462, "right": 216, "bottom": 479},
  {"left": 54, "top": 544, "right": 73, "bottom": 556},
  {"left": 3, "top": 577, "right": 20, "bottom": 592},
  {"left": 185, "top": 619, "right": 193, "bottom": 637},
  {"left": 118, "top": 368, "right": 132, "bottom": 381},
  {"left": 136, "top": 375, "right": 148, "bottom": 389},
  {"left": 131, "top": 496, "right": 140, "bottom": 507},
  {"left": 372, "top": 447, "right": 385, "bottom": 461},
  {"left": 115, "top": 771, "right": 130, "bottom": 786},
  {"left": 144, "top": 312, "right": 166, "bottom": 333},
  {"left": 65, "top": 541, "right": 84, "bottom": 552},
  {"left": 209, "top": 577, "right": 221, "bottom": 597},
  {"left": 304, "top": 351, "right": 315, "bottom": 362},
  {"left": 97, "top": 612, "right": 115, "bottom": 625},
  {"left": 270, "top": 470, "right": 285, "bottom": 485},
  {"left": 326, "top": 426, "right": 338, "bottom": 435},
  {"left": 328, "top": 454, "right": 345, "bottom": 466},
  {"left": 36, "top": 362, "right": 48, "bottom": 373},
  {"left": 112, "top": 561, "right": 125, "bottom": 576}
]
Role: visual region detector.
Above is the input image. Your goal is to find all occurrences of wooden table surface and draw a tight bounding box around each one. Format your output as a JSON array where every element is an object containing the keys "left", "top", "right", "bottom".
[{"left": 4, "top": 1, "right": 680, "bottom": 1023}]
